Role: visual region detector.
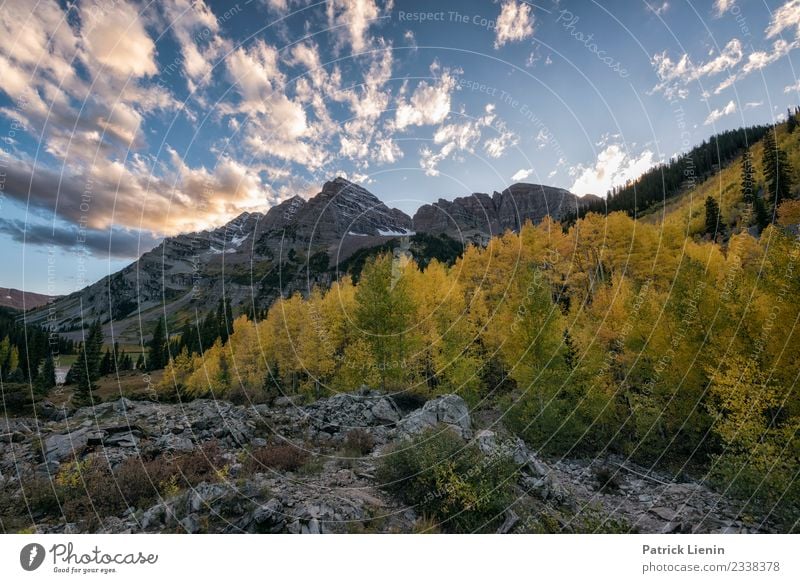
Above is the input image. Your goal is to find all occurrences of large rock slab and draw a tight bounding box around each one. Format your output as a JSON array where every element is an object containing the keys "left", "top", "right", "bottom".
[{"left": 397, "top": 394, "right": 472, "bottom": 439}]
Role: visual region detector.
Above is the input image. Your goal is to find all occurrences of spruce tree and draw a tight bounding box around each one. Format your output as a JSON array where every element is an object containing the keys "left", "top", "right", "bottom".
[
  {"left": 36, "top": 352, "right": 56, "bottom": 396},
  {"left": 754, "top": 194, "right": 770, "bottom": 232},
  {"left": 774, "top": 148, "right": 794, "bottom": 204},
  {"left": 705, "top": 196, "right": 722, "bottom": 238},
  {"left": 99, "top": 348, "right": 112, "bottom": 375},
  {"left": 135, "top": 353, "right": 145, "bottom": 370},
  {"left": 148, "top": 317, "right": 168, "bottom": 370},
  {"left": 741, "top": 146, "right": 755, "bottom": 204},
  {"left": 762, "top": 129, "right": 779, "bottom": 203},
  {"left": 74, "top": 320, "right": 103, "bottom": 406}
]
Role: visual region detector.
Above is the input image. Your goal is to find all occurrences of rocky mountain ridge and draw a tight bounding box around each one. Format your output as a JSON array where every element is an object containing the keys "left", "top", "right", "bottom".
[
  {"left": 26, "top": 177, "right": 595, "bottom": 342},
  {"left": 412, "top": 183, "right": 599, "bottom": 242}
]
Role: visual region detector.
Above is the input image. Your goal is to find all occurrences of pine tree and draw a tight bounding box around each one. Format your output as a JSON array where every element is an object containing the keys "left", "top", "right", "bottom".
[
  {"left": 148, "top": 317, "right": 168, "bottom": 370},
  {"left": 74, "top": 320, "right": 103, "bottom": 406},
  {"left": 36, "top": 352, "right": 57, "bottom": 395},
  {"left": 135, "top": 353, "right": 145, "bottom": 370},
  {"left": 99, "top": 348, "right": 112, "bottom": 375},
  {"left": 112, "top": 342, "right": 121, "bottom": 374},
  {"left": 754, "top": 194, "right": 770, "bottom": 232},
  {"left": 762, "top": 129, "right": 779, "bottom": 205},
  {"left": 705, "top": 196, "right": 722, "bottom": 238},
  {"left": 788, "top": 108, "right": 797, "bottom": 133},
  {"left": 218, "top": 298, "right": 234, "bottom": 343},
  {"left": 741, "top": 146, "right": 755, "bottom": 204},
  {"left": 774, "top": 148, "right": 794, "bottom": 204},
  {"left": 762, "top": 128, "right": 793, "bottom": 208}
]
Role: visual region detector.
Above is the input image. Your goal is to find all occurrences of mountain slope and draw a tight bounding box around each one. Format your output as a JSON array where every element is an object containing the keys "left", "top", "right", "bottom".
[
  {"left": 0, "top": 287, "right": 55, "bottom": 311},
  {"left": 27, "top": 177, "right": 585, "bottom": 342}
]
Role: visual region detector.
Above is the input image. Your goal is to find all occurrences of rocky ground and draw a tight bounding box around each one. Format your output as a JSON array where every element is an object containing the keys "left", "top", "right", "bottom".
[{"left": 0, "top": 390, "right": 774, "bottom": 534}]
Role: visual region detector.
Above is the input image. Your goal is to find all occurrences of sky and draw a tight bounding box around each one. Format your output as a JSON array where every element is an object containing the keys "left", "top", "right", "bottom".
[{"left": 0, "top": 0, "right": 799, "bottom": 295}]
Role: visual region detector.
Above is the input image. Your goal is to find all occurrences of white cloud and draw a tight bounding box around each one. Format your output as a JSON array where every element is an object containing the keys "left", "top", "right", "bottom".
[
  {"left": 785, "top": 80, "right": 800, "bottom": 93},
  {"left": 715, "top": 38, "right": 798, "bottom": 93},
  {"left": 648, "top": 2, "right": 670, "bottom": 17},
  {"left": 745, "top": 100, "right": 763, "bottom": 109},
  {"left": 394, "top": 67, "right": 457, "bottom": 130},
  {"left": 704, "top": 100, "right": 737, "bottom": 125},
  {"left": 713, "top": 0, "right": 735, "bottom": 17},
  {"left": 650, "top": 38, "right": 742, "bottom": 99},
  {"left": 162, "top": 0, "right": 231, "bottom": 92},
  {"left": 570, "top": 144, "right": 655, "bottom": 196},
  {"left": 375, "top": 137, "right": 403, "bottom": 164},
  {"left": 484, "top": 124, "right": 519, "bottom": 158},
  {"left": 766, "top": 0, "right": 800, "bottom": 38},
  {"left": 418, "top": 105, "right": 498, "bottom": 176},
  {"left": 81, "top": 0, "right": 158, "bottom": 78},
  {"left": 511, "top": 168, "right": 533, "bottom": 181},
  {"left": 264, "top": 0, "right": 289, "bottom": 11},
  {"left": 494, "top": 1, "right": 535, "bottom": 49},
  {"left": 326, "top": 0, "right": 381, "bottom": 53},
  {"left": 695, "top": 39, "right": 743, "bottom": 77},
  {"left": 742, "top": 39, "right": 796, "bottom": 74}
]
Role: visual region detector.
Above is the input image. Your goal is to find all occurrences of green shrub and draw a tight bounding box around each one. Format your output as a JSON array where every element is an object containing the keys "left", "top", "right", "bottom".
[
  {"left": 710, "top": 453, "right": 800, "bottom": 532},
  {"left": 376, "top": 426, "right": 517, "bottom": 532}
]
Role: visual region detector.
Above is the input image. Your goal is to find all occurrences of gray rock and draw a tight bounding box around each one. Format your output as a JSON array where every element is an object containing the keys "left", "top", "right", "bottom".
[
  {"left": 44, "top": 427, "right": 91, "bottom": 462},
  {"left": 180, "top": 514, "right": 202, "bottom": 534},
  {"left": 113, "top": 398, "right": 135, "bottom": 412},
  {"left": 140, "top": 504, "right": 166, "bottom": 530},
  {"left": 397, "top": 394, "right": 471, "bottom": 438},
  {"left": 370, "top": 398, "right": 401, "bottom": 424},
  {"left": 252, "top": 498, "right": 284, "bottom": 533},
  {"left": 104, "top": 432, "right": 139, "bottom": 448},
  {"left": 496, "top": 510, "right": 519, "bottom": 534},
  {"left": 154, "top": 433, "right": 195, "bottom": 453}
]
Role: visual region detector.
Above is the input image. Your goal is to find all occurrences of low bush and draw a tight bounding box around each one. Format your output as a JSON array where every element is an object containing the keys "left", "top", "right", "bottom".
[
  {"left": 243, "top": 443, "right": 310, "bottom": 473},
  {"left": 4, "top": 441, "right": 228, "bottom": 530},
  {"left": 342, "top": 429, "right": 375, "bottom": 456},
  {"left": 376, "top": 426, "right": 517, "bottom": 532}
]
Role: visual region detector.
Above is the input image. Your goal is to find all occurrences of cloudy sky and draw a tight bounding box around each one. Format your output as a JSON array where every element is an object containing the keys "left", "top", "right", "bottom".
[{"left": 1, "top": 0, "right": 798, "bottom": 294}]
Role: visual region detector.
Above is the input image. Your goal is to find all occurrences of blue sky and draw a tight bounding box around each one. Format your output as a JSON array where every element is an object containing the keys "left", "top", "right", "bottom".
[{"left": 1, "top": 0, "right": 798, "bottom": 295}]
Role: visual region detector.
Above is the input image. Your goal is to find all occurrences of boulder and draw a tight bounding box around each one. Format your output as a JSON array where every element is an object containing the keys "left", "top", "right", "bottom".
[
  {"left": 153, "top": 433, "right": 195, "bottom": 453},
  {"left": 397, "top": 394, "right": 471, "bottom": 438},
  {"left": 475, "top": 429, "right": 569, "bottom": 504},
  {"left": 305, "top": 392, "right": 401, "bottom": 436},
  {"left": 251, "top": 498, "right": 285, "bottom": 533},
  {"left": 44, "top": 427, "right": 92, "bottom": 462}
]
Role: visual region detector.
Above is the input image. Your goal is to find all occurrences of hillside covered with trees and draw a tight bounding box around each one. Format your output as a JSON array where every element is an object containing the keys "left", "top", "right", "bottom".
[{"left": 151, "top": 114, "right": 800, "bottom": 525}]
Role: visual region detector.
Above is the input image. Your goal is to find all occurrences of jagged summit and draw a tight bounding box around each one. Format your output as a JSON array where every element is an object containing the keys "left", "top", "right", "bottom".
[
  {"left": 412, "top": 182, "right": 594, "bottom": 241},
  {"left": 27, "top": 176, "right": 584, "bottom": 340},
  {"left": 287, "top": 177, "right": 413, "bottom": 240}
]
